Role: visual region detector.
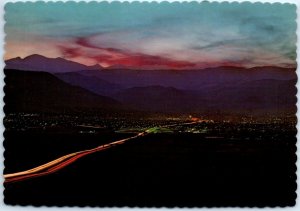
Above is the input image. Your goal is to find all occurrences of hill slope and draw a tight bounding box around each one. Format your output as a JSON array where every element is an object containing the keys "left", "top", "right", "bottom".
[
  {"left": 4, "top": 69, "right": 123, "bottom": 113},
  {"left": 112, "top": 79, "right": 296, "bottom": 115},
  {"left": 55, "top": 72, "right": 122, "bottom": 96}
]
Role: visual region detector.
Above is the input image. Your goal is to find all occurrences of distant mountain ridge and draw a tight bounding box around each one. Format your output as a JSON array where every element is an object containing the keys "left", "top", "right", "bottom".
[
  {"left": 79, "top": 66, "right": 296, "bottom": 90},
  {"left": 4, "top": 55, "right": 297, "bottom": 116},
  {"left": 5, "top": 55, "right": 296, "bottom": 79},
  {"left": 5, "top": 55, "right": 103, "bottom": 73}
]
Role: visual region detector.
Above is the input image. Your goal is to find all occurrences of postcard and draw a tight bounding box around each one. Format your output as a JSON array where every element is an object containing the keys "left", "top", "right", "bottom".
[{"left": 3, "top": 1, "right": 297, "bottom": 207}]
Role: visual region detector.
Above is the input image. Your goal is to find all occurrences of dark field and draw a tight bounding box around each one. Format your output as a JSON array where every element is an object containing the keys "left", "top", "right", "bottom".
[{"left": 4, "top": 116, "right": 297, "bottom": 207}]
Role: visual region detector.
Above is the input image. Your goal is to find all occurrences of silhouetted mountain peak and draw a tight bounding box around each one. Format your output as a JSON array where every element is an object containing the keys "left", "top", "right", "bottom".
[
  {"left": 89, "top": 64, "right": 103, "bottom": 70},
  {"left": 5, "top": 54, "right": 101, "bottom": 73},
  {"left": 24, "top": 54, "right": 46, "bottom": 59}
]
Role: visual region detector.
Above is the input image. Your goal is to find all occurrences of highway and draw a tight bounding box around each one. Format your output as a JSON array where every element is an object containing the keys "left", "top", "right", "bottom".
[
  {"left": 4, "top": 132, "right": 147, "bottom": 183},
  {"left": 4, "top": 120, "right": 199, "bottom": 183}
]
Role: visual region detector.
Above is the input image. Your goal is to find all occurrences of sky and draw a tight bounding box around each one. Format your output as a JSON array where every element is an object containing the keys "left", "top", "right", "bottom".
[{"left": 4, "top": 2, "right": 297, "bottom": 69}]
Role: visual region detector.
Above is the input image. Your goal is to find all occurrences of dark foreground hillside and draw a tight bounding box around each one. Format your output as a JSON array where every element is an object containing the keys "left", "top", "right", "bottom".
[
  {"left": 4, "top": 69, "right": 124, "bottom": 113},
  {"left": 5, "top": 126, "right": 296, "bottom": 207}
]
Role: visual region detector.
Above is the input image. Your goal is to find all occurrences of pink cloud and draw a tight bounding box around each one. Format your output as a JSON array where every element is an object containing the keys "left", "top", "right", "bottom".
[{"left": 58, "top": 37, "right": 196, "bottom": 69}]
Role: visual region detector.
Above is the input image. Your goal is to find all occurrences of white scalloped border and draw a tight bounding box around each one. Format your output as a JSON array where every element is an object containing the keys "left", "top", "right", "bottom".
[{"left": 0, "top": 0, "right": 298, "bottom": 210}]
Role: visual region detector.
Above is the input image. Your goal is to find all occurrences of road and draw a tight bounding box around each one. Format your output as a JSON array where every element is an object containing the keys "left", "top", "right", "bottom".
[{"left": 4, "top": 121, "right": 198, "bottom": 183}]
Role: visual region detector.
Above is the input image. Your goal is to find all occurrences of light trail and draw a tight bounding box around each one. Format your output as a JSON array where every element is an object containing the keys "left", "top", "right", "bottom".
[
  {"left": 4, "top": 121, "right": 199, "bottom": 184},
  {"left": 4, "top": 132, "right": 146, "bottom": 183}
]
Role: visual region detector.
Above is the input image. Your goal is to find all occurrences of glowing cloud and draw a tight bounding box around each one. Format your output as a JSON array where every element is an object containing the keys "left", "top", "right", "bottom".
[{"left": 4, "top": 2, "right": 297, "bottom": 69}]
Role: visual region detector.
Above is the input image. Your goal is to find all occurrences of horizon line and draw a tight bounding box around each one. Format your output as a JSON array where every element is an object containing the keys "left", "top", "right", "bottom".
[{"left": 5, "top": 54, "right": 297, "bottom": 70}]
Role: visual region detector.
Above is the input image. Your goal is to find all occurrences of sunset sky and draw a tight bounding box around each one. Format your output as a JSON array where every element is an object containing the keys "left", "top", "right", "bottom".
[{"left": 4, "top": 2, "right": 297, "bottom": 69}]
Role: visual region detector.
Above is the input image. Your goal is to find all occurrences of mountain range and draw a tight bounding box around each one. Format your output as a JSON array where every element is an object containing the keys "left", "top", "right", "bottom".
[
  {"left": 5, "top": 54, "right": 102, "bottom": 73},
  {"left": 4, "top": 69, "right": 124, "bottom": 114},
  {"left": 4, "top": 55, "right": 297, "bottom": 116}
]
